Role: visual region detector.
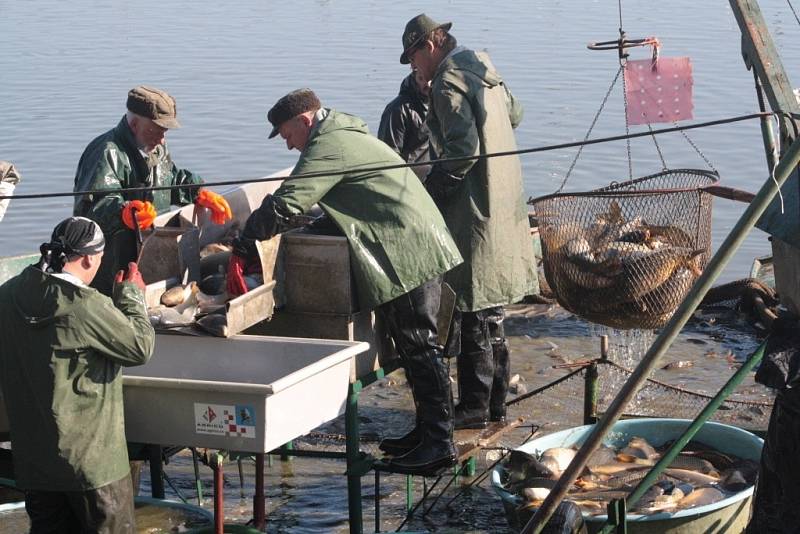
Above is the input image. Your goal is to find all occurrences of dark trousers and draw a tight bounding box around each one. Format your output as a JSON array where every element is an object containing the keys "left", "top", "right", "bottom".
[
  {"left": 449, "top": 306, "right": 511, "bottom": 418},
  {"left": 747, "top": 391, "right": 800, "bottom": 533},
  {"left": 25, "top": 474, "right": 135, "bottom": 534},
  {"left": 378, "top": 278, "right": 453, "bottom": 443}
]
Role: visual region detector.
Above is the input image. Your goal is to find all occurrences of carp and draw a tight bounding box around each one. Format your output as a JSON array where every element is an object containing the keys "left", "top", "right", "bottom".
[
  {"left": 617, "top": 247, "right": 704, "bottom": 300},
  {"left": 540, "top": 447, "right": 577, "bottom": 476},
  {"left": 621, "top": 437, "right": 659, "bottom": 461},
  {"left": 676, "top": 487, "right": 725, "bottom": 508},
  {"left": 160, "top": 284, "right": 191, "bottom": 307},
  {"left": 196, "top": 312, "right": 229, "bottom": 337}
]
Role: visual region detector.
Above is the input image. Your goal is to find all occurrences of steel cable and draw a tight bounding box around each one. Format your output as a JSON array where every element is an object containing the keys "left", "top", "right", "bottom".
[{"left": 0, "top": 112, "right": 777, "bottom": 201}]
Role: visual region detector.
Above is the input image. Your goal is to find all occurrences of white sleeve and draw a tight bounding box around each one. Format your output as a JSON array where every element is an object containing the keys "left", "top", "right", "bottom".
[{"left": 0, "top": 182, "right": 15, "bottom": 222}]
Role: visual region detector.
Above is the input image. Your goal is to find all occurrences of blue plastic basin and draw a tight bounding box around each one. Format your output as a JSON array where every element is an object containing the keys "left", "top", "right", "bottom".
[{"left": 491, "top": 418, "right": 763, "bottom": 533}]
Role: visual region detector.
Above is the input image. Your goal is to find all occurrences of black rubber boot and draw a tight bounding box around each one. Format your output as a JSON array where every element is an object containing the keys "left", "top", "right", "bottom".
[
  {"left": 454, "top": 404, "right": 489, "bottom": 430},
  {"left": 382, "top": 349, "right": 456, "bottom": 475},
  {"left": 454, "top": 310, "right": 494, "bottom": 430},
  {"left": 385, "top": 429, "right": 457, "bottom": 476},
  {"left": 488, "top": 307, "right": 510, "bottom": 423},
  {"left": 379, "top": 425, "right": 421, "bottom": 456}
]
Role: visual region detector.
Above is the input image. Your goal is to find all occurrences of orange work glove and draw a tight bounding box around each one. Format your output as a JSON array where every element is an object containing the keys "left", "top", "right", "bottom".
[
  {"left": 226, "top": 255, "right": 249, "bottom": 297},
  {"left": 121, "top": 200, "right": 157, "bottom": 230},
  {"left": 195, "top": 189, "right": 233, "bottom": 225},
  {"left": 113, "top": 262, "right": 146, "bottom": 292}
]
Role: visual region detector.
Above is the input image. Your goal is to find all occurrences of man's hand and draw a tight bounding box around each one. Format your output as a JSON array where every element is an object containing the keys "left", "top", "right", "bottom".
[
  {"left": 231, "top": 236, "right": 258, "bottom": 259},
  {"left": 196, "top": 189, "right": 233, "bottom": 225},
  {"left": 121, "top": 200, "right": 157, "bottom": 230},
  {"left": 114, "top": 262, "right": 146, "bottom": 292}
]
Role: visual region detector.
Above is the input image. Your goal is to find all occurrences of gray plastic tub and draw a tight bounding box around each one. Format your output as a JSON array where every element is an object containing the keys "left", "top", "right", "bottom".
[{"left": 123, "top": 333, "right": 369, "bottom": 453}]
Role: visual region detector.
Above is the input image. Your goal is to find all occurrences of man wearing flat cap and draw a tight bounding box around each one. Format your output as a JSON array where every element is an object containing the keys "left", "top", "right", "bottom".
[
  {"left": 0, "top": 217, "right": 154, "bottom": 533},
  {"left": 232, "top": 88, "right": 463, "bottom": 475},
  {"left": 400, "top": 14, "right": 538, "bottom": 431},
  {"left": 73, "top": 85, "right": 232, "bottom": 295}
]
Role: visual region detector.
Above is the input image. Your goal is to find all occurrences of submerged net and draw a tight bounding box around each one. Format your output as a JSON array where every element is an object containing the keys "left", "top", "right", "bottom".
[
  {"left": 531, "top": 169, "right": 718, "bottom": 330},
  {"left": 506, "top": 360, "right": 772, "bottom": 435}
]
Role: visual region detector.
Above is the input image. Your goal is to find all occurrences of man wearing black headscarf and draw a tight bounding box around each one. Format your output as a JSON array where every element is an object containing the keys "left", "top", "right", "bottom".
[{"left": 0, "top": 216, "right": 155, "bottom": 533}]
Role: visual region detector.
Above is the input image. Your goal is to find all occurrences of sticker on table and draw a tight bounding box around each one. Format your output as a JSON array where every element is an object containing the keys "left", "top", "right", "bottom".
[{"left": 194, "top": 403, "right": 256, "bottom": 438}]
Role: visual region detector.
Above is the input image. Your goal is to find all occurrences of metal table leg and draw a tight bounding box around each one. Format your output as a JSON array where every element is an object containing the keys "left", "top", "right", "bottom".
[
  {"left": 148, "top": 445, "right": 165, "bottom": 499},
  {"left": 254, "top": 453, "right": 266, "bottom": 530},
  {"left": 346, "top": 382, "right": 364, "bottom": 534}
]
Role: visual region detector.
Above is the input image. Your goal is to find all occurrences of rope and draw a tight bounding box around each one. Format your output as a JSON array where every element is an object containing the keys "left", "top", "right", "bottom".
[
  {"left": 621, "top": 60, "right": 634, "bottom": 181},
  {"left": 557, "top": 66, "right": 624, "bottom": 194},
  {"left": 788, "top": 0, "right": 800, "bottom": 26},
  {"left": 0, "top": 112, "right": 776, "bottom": 202},
  {"left": 601, "top": 359, "right": 772, "bottom": 407},
  {"left": 648, "top": 123, "right": 668, "bottom": 170}
]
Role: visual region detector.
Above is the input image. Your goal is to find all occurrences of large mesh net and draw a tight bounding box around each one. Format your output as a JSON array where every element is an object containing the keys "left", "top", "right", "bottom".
[
  {"left": 531, "top": 169, "right": 718, "bottom": 330},
  {"left": 506, "top": 360, "right": 772, "bottom": 436}
]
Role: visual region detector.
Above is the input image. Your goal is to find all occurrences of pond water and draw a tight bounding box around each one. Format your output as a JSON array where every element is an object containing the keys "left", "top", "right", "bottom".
[{"left": 0, "top": 0, "right": 793, "bottom": 531}]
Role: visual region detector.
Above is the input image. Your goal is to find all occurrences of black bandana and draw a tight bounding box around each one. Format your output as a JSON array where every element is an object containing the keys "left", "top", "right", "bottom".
[{"left": 37, "top": 217, "right": 105, "bottom": 273}]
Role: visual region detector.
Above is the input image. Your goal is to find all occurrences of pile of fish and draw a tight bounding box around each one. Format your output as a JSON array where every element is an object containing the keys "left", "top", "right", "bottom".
[
  {"left": 541, "top": 201, "right": 707, "bottom": 329},
  {"left": 500, "top": 436, "right": 757, "bottom": 517},
  {"left": 146, "top": 242, "right": 263, "bottom": 337}
]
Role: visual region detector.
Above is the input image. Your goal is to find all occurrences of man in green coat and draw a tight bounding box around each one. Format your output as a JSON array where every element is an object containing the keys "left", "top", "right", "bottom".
[
  {"left": 401, "top": 15, "right": 538, "bottom": 429},
  {"left": 0, "top": 217, "right": 155, "bottom": 533},
  {"left": 232, "top": 89, "right": 464, "bottom": 474},
  {"left": 74, "top": 85, "right": 232, "bottom": 295}
]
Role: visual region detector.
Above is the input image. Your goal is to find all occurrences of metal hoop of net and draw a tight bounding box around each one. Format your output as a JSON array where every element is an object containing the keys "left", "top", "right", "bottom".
[{"left": 531, "top": 168, "right": 719, "bottom": 330}]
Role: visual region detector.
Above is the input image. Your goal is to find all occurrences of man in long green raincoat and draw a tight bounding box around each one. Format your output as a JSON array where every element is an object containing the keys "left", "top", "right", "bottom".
[
  {"left": 73, "top": 85, "right": 232, "bottom": 295},
  {"left": 231, "top": 89, "right": 463, "bottom": 475},
  {"left": 0, "top": 217, "right": 155, "bottom": 533},
  {"left": 402, "top": 14, "right": 538, "bottom": 430}
]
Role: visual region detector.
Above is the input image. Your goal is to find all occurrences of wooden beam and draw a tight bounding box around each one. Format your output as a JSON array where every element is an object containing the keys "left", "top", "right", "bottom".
[{"left": 730, "top": 0, "right": 800, "bottom": 247}]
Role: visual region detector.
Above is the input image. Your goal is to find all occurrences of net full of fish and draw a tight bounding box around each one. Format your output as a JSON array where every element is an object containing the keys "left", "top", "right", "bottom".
[
  {"left": 499, "top": 436, "right": 757, "bottom": 516},
  {"left": 541, "top": 200, "right": 707, "bottom": 330}
]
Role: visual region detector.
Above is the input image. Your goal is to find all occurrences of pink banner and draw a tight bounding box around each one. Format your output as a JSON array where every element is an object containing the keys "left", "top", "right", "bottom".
[{"left": 625, "top": 57, "right": 693, "bottom": 125}]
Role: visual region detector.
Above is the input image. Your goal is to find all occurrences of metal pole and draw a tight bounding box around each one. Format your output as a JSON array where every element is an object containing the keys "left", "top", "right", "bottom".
[
  {"left": 254, "top": 453, "right": 266, "bottom": 530},
  {"left": 148, "top": 445, "right": 165, "bottom": 499},
  {"left": 212, "top": 452, "right": 225, "bottom": 534},
  {"left": 613, "top": 341, "right": 767, "bottom": 523},
  {"left": 191, "top": 448, "right": 203, "bottom": 506},
  {"left": 522, "top": 133, "right": 800, "bottom": 534},
  {"left": 755, "top": 72, "right": 779, "bottom": 172},
  {"left": 584, "top": 361, "right": 599, "bottom": 425},
  {"left": 374, "top": 471, "right": 381, "bottom": 533},
  {"left": 346, "top": 382, "right": 364, "bottom": 534}
]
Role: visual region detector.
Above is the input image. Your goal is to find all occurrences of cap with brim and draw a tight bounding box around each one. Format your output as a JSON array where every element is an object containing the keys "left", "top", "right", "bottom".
[
  {"left": 127, "top": 85, "right": 181, "bottom": 129},
  {"left": 267, "top": 89, "right": 322, "bottom": 139},
  {"left": 400, "top": 14, "right": 452, "bottom": 64}
]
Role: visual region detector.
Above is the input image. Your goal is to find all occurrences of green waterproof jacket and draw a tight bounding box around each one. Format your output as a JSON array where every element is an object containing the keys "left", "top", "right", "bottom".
[
  {"left": 427, "top": 48, "right": 538, "bottom": 312},
  {"left": 0, "top": 267, "right": 155, "bottom": 491},
  {"left": 250, "top": 109, "right": 463, "bottom": 310},
  {"left": 73, "top": 116, "right": 203, "bottom": 294}
]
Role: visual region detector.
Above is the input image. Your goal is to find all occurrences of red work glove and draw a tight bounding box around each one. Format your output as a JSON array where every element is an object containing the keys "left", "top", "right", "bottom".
[
  {"left": 226, "top": 254, "right": 249, "bottom": 297},
  {"left": 114, "top": 262, "right": 146, "bottom": 292},
  {"left": 121, "top": 200, "right": 157, "bottom": 230},
  {"left": 196, "top": 189, "right": 233, "bottom": 225}
]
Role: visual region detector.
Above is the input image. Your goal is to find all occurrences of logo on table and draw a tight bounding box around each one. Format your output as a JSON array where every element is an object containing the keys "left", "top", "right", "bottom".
[{"left": 203, "top": 406, "right": 217, "bottom": 423}]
